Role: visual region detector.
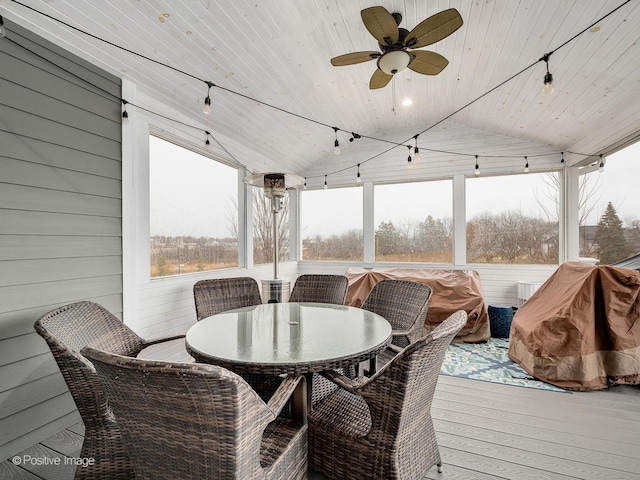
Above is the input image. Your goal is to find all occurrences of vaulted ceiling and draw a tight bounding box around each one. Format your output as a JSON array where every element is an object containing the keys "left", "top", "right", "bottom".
[{"left": 3, "top": 0, "right": 639, "bottom": 181}]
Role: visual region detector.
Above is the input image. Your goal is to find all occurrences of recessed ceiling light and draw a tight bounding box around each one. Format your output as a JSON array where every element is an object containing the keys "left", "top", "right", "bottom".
[{"left": 402, "top": 98, "right": 413, "bottom": 106}]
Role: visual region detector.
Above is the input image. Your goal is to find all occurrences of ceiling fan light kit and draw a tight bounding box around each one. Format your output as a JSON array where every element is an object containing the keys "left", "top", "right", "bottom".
[
  {"left": 377, "top": 50, "right": 412, "bottom": 75},
  {"left": 330, "top": 6, "right": 463, "bottom": 89}
]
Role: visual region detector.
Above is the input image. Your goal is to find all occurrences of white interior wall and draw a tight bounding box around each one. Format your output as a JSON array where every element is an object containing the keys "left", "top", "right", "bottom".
[{"left": 297, "top": 262, "right": 556, "bottom": 308}]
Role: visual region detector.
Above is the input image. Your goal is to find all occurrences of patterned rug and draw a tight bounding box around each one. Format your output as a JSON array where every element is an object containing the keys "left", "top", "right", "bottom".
[{"left": 440, "top": 338, "right": 569, "bottom": 393}]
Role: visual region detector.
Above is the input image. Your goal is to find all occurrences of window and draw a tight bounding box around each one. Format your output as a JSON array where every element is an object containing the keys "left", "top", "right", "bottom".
[
  {"left": 578, "top": 141, "right": 640, "bottom": 265},
  {"left": 252, "top": 186, "right": 290, "bottom": 265},
  {"left": 374, "top": 180, "right": 453, "bottom": 262},
  {"left": 466, "top": 172, "right": 559, "bottom": 264},
  {"left": 301, "top": 187, "right": 363, "bottom": 261},
  {"left": 149, "top": 135, "right": 238, "bottom": 277}
]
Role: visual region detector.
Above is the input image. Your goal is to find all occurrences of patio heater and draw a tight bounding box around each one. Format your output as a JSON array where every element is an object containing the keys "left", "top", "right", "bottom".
[{"left": 243, "top": 172, "right": 304, "bottom": 303}]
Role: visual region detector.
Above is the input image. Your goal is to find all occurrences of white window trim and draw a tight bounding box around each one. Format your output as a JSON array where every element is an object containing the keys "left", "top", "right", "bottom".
[
  {"left": 368, "top": 177, "right": 456, "bottom": 265},
  {"left": 121, "top": 82, "right": 247, "bottom": 326},
  {"left": 453, "top": 174, "right": 466, "bottom": 265}
]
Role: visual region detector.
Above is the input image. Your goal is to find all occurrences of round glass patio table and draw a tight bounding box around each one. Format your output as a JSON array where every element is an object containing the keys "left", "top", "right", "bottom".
[{"left": 185, "top": 302, "right": 392, "bottom": 375}]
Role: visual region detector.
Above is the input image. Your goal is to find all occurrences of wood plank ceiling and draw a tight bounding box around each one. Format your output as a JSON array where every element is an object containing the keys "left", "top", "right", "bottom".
[{"left": 3, "top": 0, "right": 639, "bottom": 182}]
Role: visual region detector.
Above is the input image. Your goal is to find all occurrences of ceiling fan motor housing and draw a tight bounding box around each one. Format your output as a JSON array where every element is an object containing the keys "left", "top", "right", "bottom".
[{"left": 379, "top": 27, "right": 410, "bottom": 52}]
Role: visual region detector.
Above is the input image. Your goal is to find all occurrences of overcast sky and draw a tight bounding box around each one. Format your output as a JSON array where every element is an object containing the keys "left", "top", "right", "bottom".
[
  {"left": 150, "top": 136, "right": 640, "bottom": 238},
  {"left": 150, "top": 137, "right": 238, "bottom": 238},
  {"left": 584, "top": 140, "right": 640, "bottom": 225}
]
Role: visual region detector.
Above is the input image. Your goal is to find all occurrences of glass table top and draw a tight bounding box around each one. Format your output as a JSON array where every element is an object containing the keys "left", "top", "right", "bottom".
[{"left": 185, "top": 302, "right": 392, "bottom": 372}]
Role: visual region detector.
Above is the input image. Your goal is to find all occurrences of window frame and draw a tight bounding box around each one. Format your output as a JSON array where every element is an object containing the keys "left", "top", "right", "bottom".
[
  {"left": 147, "top": 133, "right": 243, "bottom": 278},
  {"left": 573, "top": 142, "right": 640, "bottom": 264},
  {"left": 299, "top": 185, "right": 365, "bottom": 262},
  {"left": 372, "top": 178, "right": 454, "bottom": 264},
  {"left": 464, "top": 170, "right": 562, "bottom": 266},
  {"left": 130, "top": 122, "right": 247, "bottom": 283}
]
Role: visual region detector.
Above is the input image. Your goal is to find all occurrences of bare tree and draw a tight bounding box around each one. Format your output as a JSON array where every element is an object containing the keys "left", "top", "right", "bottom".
[
  {"left": 303, "top": 230, "right": 363, "bottom": 261},
  {"left": 535, "top": 172, "right": 601, "bottom": 226},
  {"left": 252, "top": 188, "right": 290, "bottom": 264},
  {"left": 625, "top": 219, "right": 640, "bottom": 256},
  {"left": 226, "top": 196, "right": 239, "bottom": 239},
  {"left": 225, "top": 190, "right": 290, "bottom": 264},
  {"left": 467, "top": 210, "right": 557, "bottom": 264}
]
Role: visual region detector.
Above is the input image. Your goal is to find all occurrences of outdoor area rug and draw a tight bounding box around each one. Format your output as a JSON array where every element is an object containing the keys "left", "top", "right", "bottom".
[{"left": 440, "top": 338, "right": 569, "bottom": 393}]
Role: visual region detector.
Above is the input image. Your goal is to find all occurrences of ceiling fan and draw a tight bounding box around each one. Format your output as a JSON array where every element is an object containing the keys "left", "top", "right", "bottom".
[{"left": 330, "top": 6, "right": 463, "bottom": 89}]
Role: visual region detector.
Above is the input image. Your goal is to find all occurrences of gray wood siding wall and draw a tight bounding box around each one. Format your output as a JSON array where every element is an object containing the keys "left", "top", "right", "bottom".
[{"left": 0, "top": 20, "right": 122, "bottom": 460}]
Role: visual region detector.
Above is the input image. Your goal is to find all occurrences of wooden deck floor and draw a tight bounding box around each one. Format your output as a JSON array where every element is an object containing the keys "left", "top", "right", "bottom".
[{"left": 2, "top": 375, "right": 639, "bottom": 480}]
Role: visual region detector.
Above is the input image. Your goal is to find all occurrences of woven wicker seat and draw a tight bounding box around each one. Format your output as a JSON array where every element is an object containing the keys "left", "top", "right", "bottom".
[
  {"left": 289, "top": 274, "right": 349, "bottom": 304},
  {"left": 33, "top": 301, "right": 186, "bottom": 480},
  {"left": 308, "top": 310, "right": 467, "bottom": 480},
  {"left": 361, "top": 279, "right": 432, "bottom": 372},
  {"left": 193, "top": 276, "right": 262, "bottom": 320},
  {"left": 81, "top": 347, "right": 308, "bottom": 480}
]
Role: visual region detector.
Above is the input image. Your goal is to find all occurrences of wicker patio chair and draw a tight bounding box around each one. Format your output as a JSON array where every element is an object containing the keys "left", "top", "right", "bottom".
[
  {"left": 192, "top": 277, "right": 286, "bottom": 401},
  {"left": 81, "top": 347, "right": 308, "bottom": 480},
  {"left": 33, "top": 301, "right": 186, "bottom": 480},
  {"left": 289, "top": 274, "right": 349, "bottom": 305},
  {"left": 308, "top": 310, "right": 467, "bottom": 480},
  {"left": 287, "top": 274, "right": 354, "bottom": 405},
  {"left": 361, "top": 279, "right": 432, "bottom": 373},
  {"left": 193, "top": 276, "right": 262, "bottom": 320}
]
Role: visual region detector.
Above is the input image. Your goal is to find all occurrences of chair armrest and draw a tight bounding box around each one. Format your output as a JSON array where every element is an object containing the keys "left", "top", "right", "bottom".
[
  {"left": 266, "top": 374, "right": 307, "bottom": 424},
  {"left": 143, "top": 334, "right": 185, "bottom": 347},
  {"left": 392, "top": 323, "right": 422, "bottom": 346},
  {"left": 344, "top": 343, "right": 417, "bottom": 394},
  {"left": 319, "top": 369, "right": 372, "bottom": 394},
  {"left": 387, "top": 344, "right": 403, "bottom": 354},
  {"left": 135, "top": 335, "right": 191, "bottom": 362},
  {"left": 392, "top": 328, "right": 411, "bottom": 337}
]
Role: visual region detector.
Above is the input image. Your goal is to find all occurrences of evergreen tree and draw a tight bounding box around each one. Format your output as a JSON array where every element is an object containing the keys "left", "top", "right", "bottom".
[
  {"left": 375, "top": 221, "right": 400, "bottom": 256},
  {"left": 594, "top": 202, "right": 627, "bottom": 264}
]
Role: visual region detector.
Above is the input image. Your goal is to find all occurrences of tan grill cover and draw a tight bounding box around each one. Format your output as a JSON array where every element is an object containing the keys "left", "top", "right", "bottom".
[
  {"left": 508, "top": 261, "right": 640, "bottom": 390},
  {"left": 345, "top": 267, "right": 489, "bottom": 342}
]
